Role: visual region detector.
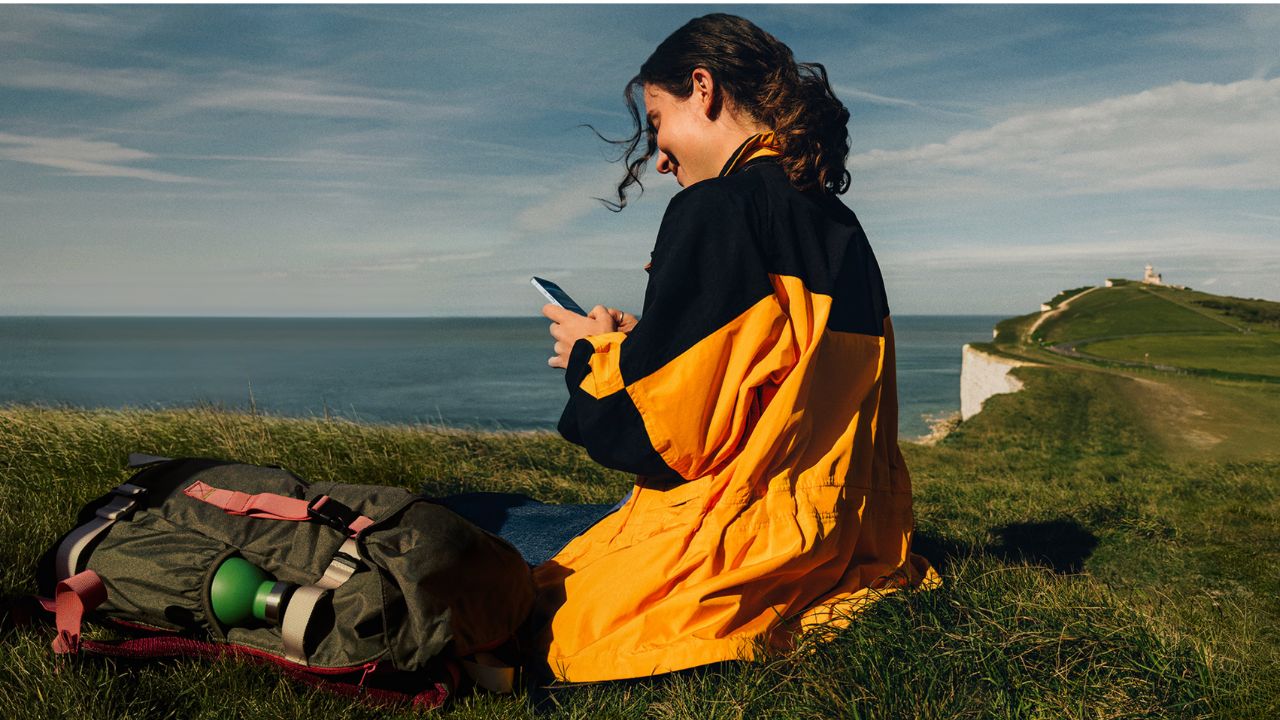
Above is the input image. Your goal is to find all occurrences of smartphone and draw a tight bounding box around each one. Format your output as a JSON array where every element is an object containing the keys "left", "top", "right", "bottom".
[{"left": 531, "top": 276, "right": 587, "bottom": 316}]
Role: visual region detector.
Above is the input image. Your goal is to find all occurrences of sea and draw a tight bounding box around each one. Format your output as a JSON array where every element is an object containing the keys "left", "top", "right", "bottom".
[{"left": 0, "top": 316, "right": 1001, "bottom": 441}]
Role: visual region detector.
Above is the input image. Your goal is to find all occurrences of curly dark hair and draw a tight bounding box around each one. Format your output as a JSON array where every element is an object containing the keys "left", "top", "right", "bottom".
[{"left": 594, "top": 13, "right": 851, "bottom": 211}]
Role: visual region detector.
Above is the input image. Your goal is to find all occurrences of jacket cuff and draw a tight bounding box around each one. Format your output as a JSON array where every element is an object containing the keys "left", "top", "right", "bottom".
[
  {"left": 563, "top": 338, "right": 596, "bottom": 392},
  {"left": 564, "top": 332, "right": 629, "bottom": 398}
]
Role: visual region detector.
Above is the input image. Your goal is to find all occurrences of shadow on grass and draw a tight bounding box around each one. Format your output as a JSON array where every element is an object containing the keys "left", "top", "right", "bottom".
[
  {"left": 1, "top": 594, "right": 49, "bottom": 639},
  {"left": 915, "top": 517, "right": 1099, "bottom": 575}
]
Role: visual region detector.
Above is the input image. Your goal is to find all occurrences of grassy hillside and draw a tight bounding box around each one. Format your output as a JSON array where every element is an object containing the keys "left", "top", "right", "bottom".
[
  {"left": 983, "top": 284, "right": 1280, "bottom": 462},
  {"left": 1079, "top": 333, "right": 1280, "bottom": 377},
  {"left": 1, "top": 283, "right": 1278, "bottom": 717},
  {"left": 1033, "top": 285, "right": 1239, "bottom": 344},
  {"left": 1026, "top": 284, "right": 1280, "bottom": 380}
]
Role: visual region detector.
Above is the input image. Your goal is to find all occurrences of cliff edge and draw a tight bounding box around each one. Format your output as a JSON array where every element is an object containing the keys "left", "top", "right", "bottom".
[{"left": 959, "top": 344, "right": 1032, "bottom": 421}]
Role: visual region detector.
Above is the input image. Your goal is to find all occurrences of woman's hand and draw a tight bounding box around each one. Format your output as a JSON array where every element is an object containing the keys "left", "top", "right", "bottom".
[
  {"left": 608, "top": 308, "right": 639, "bottom": 334},
  {"left": 543, "top": 304, "right": 620, "bottom": 369}
]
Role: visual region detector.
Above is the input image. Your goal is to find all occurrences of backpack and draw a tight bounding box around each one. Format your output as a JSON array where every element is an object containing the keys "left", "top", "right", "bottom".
[{"left": 34, "top": 454, "right": 535, "bottom": 709}]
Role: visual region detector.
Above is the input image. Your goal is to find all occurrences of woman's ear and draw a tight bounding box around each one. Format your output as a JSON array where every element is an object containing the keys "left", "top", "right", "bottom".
[{"left": 690, "top": 67, "right": 720, "bottom": 120}]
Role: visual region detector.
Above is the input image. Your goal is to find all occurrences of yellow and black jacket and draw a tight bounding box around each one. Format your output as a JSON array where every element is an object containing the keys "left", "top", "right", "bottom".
[{"left": 534, "top": 135, "right": 938, "bottom": 682}]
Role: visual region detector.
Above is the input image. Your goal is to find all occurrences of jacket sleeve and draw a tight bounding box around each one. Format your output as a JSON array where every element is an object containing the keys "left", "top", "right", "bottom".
[{"left": 558, "top": 183, "right": 795, "bottom": 480}]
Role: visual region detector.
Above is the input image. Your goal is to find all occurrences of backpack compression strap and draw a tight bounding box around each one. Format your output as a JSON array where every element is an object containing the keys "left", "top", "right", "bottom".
[
  {"left": 281, "top": 537, "right": 361, "bottom": 665},
  {"left": 55, "top": 484, "right": 148, "bottom": 581},
  {"left": 182, "top": 481, "right": 374, "bottom": 534}
]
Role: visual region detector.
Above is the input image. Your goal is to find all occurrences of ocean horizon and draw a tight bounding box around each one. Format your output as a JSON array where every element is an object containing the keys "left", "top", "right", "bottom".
[{"left": 0, "top": 315, "right": 1004, "bottom": 440}]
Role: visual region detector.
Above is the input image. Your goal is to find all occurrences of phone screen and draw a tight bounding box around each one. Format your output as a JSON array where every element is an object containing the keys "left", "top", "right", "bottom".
[{"left": 531, "top": 276, "right": 587, "bottom": 316}]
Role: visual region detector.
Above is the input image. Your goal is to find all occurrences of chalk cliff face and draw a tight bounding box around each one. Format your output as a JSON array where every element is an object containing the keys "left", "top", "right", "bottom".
[{"left": 960, "top": 345, "right": 1030, "bottom": 420}]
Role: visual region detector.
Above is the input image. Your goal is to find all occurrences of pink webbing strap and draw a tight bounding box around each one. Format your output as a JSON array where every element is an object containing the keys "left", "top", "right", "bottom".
[
  {"left": 183, "top": 480, "right": 374, "bottom": 536},
  {"left": 71, "top": 636, "right": 451, "bottom": 710},
  {"left": 52, "top": 570, "right": 107, "bottom": 654},
  {"left": 183, "top": 480, "right": 313, "bottom": 521}
]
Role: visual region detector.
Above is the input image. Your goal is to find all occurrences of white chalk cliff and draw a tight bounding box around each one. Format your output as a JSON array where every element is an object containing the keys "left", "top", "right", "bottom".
[{"left": 960, "top": 344, "right": 1032, "bottom": 420}]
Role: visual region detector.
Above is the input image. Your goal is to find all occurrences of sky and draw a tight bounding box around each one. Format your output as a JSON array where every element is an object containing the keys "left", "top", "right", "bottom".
[{"left": 1, "top": 4, "right": 1278, "bottom": 317}]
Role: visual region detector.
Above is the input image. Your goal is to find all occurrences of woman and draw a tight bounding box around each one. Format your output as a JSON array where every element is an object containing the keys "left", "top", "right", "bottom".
[{"left": 537, "top": 13, "right": 937, "bottom": 683}]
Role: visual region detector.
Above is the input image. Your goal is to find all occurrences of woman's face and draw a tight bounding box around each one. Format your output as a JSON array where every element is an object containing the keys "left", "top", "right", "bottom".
[{"left": 643, "top": 83, "right": 715, "bottom": 187}]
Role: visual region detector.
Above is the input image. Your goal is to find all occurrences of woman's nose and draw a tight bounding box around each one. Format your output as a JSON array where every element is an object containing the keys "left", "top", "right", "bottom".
[{"left": 655, "top": 150, "right": 674, "bottom": 175}]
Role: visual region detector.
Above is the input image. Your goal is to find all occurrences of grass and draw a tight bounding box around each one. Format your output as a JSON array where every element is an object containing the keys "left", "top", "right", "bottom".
[
  {"left": 1076, "top": 334, "right": 1280, "bottom": 378},
  {"left": 1033, "top": 286, "right": 1233, "bottom": 344},
  {"left": 2, "top": 379, "right": 1277, "bottom": 717},
  {"left": 1190, "top": 296, "right": 1280, "bottom": 329}
]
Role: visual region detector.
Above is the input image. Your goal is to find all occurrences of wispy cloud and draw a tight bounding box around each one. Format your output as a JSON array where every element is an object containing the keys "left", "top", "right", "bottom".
[
  {"left": 1, "top": 57, "right": 471, "bottom": 123},
  {"left": 0, "top": 6, "right": 141, "bottom": 46},
  {"left": 822, "top": 8, "right": 1073, "bottom": 79},
  {"left": 0, "top": 133, "right": 201, "bottom": 183},
  {"left": 515, "top": 180, "right": 609, "bottom": 235},
  {"left": 835, "top": 84, "right": 982, "bottom": 120},
  {"left": 293, "top": 250, "right": 497, "bottom": 280},
  {"left": 1146, "top": 6, "right": 1280, "bottom": 79},
  {"left": 170, "top": 150, "right": 411, "bottom": 168},
  {"left": 881, "top": 233, "right": 1279, "bottom": 272},
  {"left": 184, "top": 83, "right": 442, "bottom": 120},
  {"left": 0, "top": 59, "right": 178, "bottom": 98},
  {"left": 849, "top": 77, "right": 1280, "bottom": 197},
  {"left": 513, "top": 164, "right": 653, "bottom": 235},
  {"left": 191, "top": 70, "right": 478, "bottom": 121}
]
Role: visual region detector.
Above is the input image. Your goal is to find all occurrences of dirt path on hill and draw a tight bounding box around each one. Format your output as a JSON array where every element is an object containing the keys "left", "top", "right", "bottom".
[
  {"left": 1046, "top": 335, "right": 1187, "bottom": 373},
  {"left": 1025, "top": 286, "right": 1102, "bottom": 341},
  {"left": 1122, "top": 376, "right": 1224, "bottom": 453}
]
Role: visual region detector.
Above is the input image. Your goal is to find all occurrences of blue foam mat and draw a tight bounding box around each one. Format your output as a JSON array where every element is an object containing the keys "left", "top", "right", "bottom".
[{"left": 431, "top": 492, "right": 623, "bottom": 566}]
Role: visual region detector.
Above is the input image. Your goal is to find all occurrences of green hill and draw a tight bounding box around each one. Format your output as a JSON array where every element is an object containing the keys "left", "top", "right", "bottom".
[
  {"left": 1025, "top": 284, "right": 1280, "bottom": 381},
  {"left": 979, "top": 283, "right": 1280, "bottom": 461},
  {"left": 1034, "top": 285, "right": 1230, "bottom": 343}
]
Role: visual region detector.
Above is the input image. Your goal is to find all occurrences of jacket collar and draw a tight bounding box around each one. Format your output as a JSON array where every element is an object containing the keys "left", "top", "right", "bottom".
[{"left": 718, "top": 132, "right": 781, "bottom": 178}]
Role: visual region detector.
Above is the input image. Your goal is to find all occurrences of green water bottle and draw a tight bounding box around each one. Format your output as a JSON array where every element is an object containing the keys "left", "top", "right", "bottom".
[{"left": 209, "top": 556, "right": 293, "bottom": 627}]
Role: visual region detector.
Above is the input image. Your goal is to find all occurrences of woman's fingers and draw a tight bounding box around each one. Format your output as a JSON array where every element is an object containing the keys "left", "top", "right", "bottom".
[
  {"left": 548, "top": 339, "right": 570, "bottom": 368},
  {"left": 544, "top": 303, "right": 620, "bottom": 370},
  {"left": 542, "top": 303, "right": 572, "bottom": 321}
]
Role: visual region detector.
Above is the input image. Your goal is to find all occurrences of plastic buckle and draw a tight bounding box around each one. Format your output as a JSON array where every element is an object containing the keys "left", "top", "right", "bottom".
[
  {"left": 332, "top": 551, "right": 360, "bottom": 573},
  {"left": 307, "top": 496, "right": 359, "bottom": 531},
  {"left": 95, "top": 484, "right": 148, "bottom": 520},
  {"left": 114, "top": 483, "right": 148, "bottom": 498}
]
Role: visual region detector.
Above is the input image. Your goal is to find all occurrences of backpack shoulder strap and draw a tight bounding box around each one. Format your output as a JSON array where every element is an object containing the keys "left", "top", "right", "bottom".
[{"left": 55, "top": 484, "right": 149, "bottom": 581}]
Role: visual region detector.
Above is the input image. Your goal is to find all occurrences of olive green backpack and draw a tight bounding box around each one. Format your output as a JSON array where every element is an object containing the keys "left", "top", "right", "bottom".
[{"left": 36, "top": 455, "right": 534, "bottom": 709}]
